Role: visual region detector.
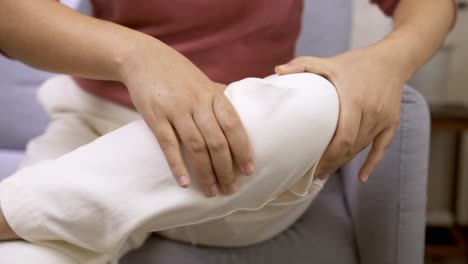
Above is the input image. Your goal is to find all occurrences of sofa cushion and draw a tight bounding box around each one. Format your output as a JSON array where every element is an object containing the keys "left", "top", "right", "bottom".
[
  {"left": 0, "top": 0, "right": 84, "bottom": 151},
  {"left": 295, "top": 0, "right": 351, "bottom": 57},
  {"left": 0, "top": 149, "right": 24, "bottom": 180},
  {"left": 121, "top": 175, "right": 358, "bottom": 264},
  {"left": 0, "top": 58, "right": 52, "bottom": 150}
]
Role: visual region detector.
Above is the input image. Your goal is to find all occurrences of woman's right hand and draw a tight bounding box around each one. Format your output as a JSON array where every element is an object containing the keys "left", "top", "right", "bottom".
[
  {"left": 120, "top": 39, "right": 255, "bottom": 197},
  {"left": 0, "top": 0, "right": 254, "bottom": 197}
]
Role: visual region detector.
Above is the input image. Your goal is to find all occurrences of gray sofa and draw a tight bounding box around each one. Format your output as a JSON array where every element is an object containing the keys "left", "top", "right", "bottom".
[{"left": 0, "top": 0, "right": 430, "bottom": 263}]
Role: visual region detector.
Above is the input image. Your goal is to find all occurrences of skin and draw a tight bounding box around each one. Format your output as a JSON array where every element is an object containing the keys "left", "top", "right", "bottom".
[
  {"left": 0, "top": 210, "right": 16, "bottom": 241},
  {"left": 275, "top": 0, "right": 455, "bottom": 182},
  {"left": 0, "top": 0, "right": 256, "bottom": 199},
  {"left": 0, "top": 0, "right": 455, "bottom": 241}
]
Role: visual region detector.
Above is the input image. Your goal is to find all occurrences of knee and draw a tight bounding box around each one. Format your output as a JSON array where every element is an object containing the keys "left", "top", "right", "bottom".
[
  {"left": 0, "top": 241, "right": 78, "bottom": 264},
  {"left": 225, "top": 73, "right": 339, "bottom": 174},
  {"left": 270, "top": 73, "right": 339, "bottom": 162}
]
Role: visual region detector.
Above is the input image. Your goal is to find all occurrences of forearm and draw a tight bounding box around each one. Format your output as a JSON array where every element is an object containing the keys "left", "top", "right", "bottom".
[
  {"left": 0, "top": 0, "right": 171, "bottom": 82},
  {"left": 374, "top": 0, "right": 454, "bottom": 81}
]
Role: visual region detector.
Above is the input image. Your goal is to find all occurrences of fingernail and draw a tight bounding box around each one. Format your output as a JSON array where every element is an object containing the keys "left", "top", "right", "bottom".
[
  {"left": 178, "top": 175, "right": 190, "bottom": 187},
  {"left": 361, "top": 174, "right": 369, "bottom": 182},
  {"left": 243, "top": 162, "right": 255, "bottom": 175},
  {"left": 227, "top": 182, "right": 238, "bottom": 194},
  {"left": 315, "top": 171, "right": 327, "bottom": 180},
  {"left": 205, "top": 184, "right": 219, "bottom": 197},
  {"left": 319, "top": 174, "right": 329, "bottom": 180}
]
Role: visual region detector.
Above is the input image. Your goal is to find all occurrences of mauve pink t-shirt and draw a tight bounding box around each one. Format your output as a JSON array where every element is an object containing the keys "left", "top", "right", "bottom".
[{"left": 74, "top": 0, "right": 402, "bottom": 108}]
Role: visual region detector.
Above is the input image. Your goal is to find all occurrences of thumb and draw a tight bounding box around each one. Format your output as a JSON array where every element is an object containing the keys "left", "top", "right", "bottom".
[
  {"left": 275, "top": 60, "right": 306, "bottom": 75},
  {"left": 275, "top": 57, "right": 333, "bottom": 80}
]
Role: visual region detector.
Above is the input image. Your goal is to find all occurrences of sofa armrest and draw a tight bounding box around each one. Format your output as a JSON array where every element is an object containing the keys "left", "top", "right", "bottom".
[{"left": 341, "top": 86, "right": 430, "bottom": 264}]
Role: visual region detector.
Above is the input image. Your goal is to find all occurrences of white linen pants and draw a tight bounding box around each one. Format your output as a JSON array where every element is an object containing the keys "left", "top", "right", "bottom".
[{"left": 0, "top": 73, "right": 339, "bottom": 264}]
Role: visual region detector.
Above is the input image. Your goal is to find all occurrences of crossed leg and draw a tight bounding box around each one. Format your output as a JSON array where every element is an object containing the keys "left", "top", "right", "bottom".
[{"left": 0, "top": 73, "right": 338, "bottom": 263}]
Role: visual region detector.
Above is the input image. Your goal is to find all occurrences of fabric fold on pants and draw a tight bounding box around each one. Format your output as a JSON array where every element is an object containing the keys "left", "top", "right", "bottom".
[{"left": 0, "top": 73, "right": 339, "bottom": 263}]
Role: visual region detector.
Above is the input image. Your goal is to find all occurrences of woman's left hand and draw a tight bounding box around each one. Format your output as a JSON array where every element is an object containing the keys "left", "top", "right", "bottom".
[{"left": 275, "top": 45, "right": 409, "bottom": 182}]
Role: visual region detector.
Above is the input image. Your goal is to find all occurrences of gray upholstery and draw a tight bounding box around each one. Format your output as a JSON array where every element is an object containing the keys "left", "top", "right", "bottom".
[
  {"left": 342, "top": 86, "right": 430, "bottom": 264},
  {"left": 0, "top": 0, "right": 429, "bottom": 263},
  {"left": 121, "top": 174, "right": 358, "bottom": 264},
  {"left": 0, "top": 58, "right": 51, "bottom": 150},
  {"left": 120, "top": 86, "right": 429, "bottom": 264},
  {"left": 295, "top": 0, "right": 351, "bottom": 57},
  {"left": 0, "top": 150, "right": 24, "bottom": 179}
]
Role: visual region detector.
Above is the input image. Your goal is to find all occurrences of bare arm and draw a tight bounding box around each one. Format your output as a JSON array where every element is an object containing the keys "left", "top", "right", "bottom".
[
  {"left": 0, "top": 0, "right": 254, "bottom": 198},
  {"left": 0, "top": 0, "right": 256, "bottom": 241},
  {"left": 276, "top": 0, "right": 454, "bottom": 181},
  {"left": 378, "top": 0, "right": 455, "bottom": 80},
  {"left": 0, "top": 0, "right": 146, "bottom": 81}
]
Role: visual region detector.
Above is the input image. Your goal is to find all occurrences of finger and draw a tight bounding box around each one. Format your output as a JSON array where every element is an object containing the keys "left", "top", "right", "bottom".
[
  {"left": 213, "top": 93, "right": 255, "bottom": 176},
  {"left": 275, "top": 56, "right": 334, "bottom": 81},
  {"left": 315, "top": 100, "right": 362, "bottom": 178},
  {"left": 150, "top": 117, "right": 191, "bottom": 188},
  {"left": 194, "top": 109, "right": 238, "bottom": 195},
  {"left": 352, "top": 114, "right": 377, "bottom": 154},
  {"left": 173, "top": 116, "right": 219, "bottom": 197},
  {"left": 358, "top": 127, "right": 396, "bottom": 182}
]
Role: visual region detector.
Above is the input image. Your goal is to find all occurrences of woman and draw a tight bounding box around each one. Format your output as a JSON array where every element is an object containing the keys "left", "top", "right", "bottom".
[{"left": 0, "top": 0, "right": 456, "bottom": 263}]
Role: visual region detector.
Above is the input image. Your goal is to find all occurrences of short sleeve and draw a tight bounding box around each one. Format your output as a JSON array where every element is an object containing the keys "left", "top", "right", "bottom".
[{"left": 370, "top": 0, "right": 458, "bottom": 29}]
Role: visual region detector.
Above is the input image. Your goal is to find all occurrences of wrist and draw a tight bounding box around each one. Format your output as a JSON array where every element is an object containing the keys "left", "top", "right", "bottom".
[
  {"left": 369, "top": 32, "right": 421, "bottom": 84},
  {"left": 117, "top": 33, "right": 180, "bottom": 86},
  {"left": 112, "top": 32, "right": 157, "bottom": 84}
]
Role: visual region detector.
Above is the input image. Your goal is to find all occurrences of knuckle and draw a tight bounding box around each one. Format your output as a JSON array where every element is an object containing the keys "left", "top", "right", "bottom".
[
  {"left": 344, "top": 149, "right": 355, "bottom": 159},
  {"left": 339, "top": 137, "right": 354, "bottom": 149},
  {"left": 160, "top": 138, "right": 177, "bottom": 152},
  {"left": 377, "top": 152, "right": 385, "bottom": 162},
  {"left": 293, "top": 56, "right": 308, "bottom": 63},
  {"left": 382, "top": 140, "right": 392, "bottom": 149},
  {"left": 351, "top": 95, "right": 364, "bottom": 106},
  {"left": 218, "top": 172, "right": 235, "bottom": 185},
  {"left": 207, "top": 137, "right": 227, "bottom": 152},
  {"left": 188, "top": 138, "right": 206, "bottom": 153},
  {"left": 373, "top": 103, "right": 385, "bottom": 115},
  {"left": 221, "top": 117, "right": 238, "bottom": 133},
  {"left": 323, "top": 147, "right": 344, "bottom": 161},
  {"left": 371, "top": 151, "right": 385, "bottom": 164},
  {"left": 200, "top": 175, "right": 217, "bottom": 187},
  {"left": 213, "top": 94, "right": 230, "bottom": 113}
]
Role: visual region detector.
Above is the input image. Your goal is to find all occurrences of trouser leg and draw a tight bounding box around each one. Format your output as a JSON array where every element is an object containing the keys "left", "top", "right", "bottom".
[
  {"left": 0, "top": 241, "right": 78, "bottom": 264},
  {"left": 0, "top": 75, "right": 142, "bottom": 264},
  {"left": 0, "top": 73, "right": 339, "bottom": 263}
]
